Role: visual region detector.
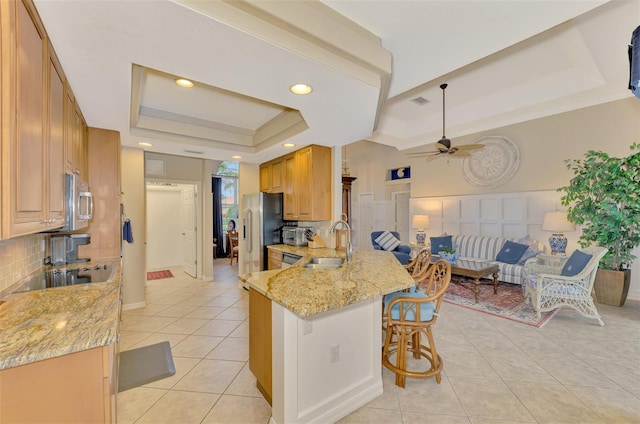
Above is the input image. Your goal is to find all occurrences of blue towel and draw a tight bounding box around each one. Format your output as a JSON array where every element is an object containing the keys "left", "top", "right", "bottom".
[{"left": 123, "top": 220, "right": 134, "bottom": 243}]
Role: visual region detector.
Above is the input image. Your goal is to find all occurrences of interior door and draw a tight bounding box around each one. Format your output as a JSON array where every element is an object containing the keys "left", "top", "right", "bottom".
[
  {"left": 394, "top": 192, "right": 410, "bottom": 243},
  {"left": 182, "top": 185, "right": 197, "bottom": 277}
]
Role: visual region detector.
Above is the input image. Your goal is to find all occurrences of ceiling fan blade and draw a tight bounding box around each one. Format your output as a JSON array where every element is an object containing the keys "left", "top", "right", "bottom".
[
  {"left": 455, "top": 144, "right": 484, "bottom": 151},
  {"left": 425, "top": 153, "right": 443, "bottom": 162},
  {"left": 450, "top": 150, "right": 472, "bottom": 158},
  {"left": 406, "top": 150, "right": 439, "bottom": 157}
]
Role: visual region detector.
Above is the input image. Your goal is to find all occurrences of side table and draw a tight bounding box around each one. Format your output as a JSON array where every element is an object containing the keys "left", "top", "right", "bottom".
[{"left": 409, "top": 243, "right": 430, "bottom": 259}]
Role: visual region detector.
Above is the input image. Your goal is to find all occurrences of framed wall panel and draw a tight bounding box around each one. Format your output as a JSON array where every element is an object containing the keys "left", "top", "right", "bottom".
[{"left": 409, "top": 190, "right": 575, "bottom": 252}]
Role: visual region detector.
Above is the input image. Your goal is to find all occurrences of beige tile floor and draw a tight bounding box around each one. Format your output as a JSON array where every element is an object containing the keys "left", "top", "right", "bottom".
[{"left": 118, "top": 260, "right": 640, "bottom": 424}]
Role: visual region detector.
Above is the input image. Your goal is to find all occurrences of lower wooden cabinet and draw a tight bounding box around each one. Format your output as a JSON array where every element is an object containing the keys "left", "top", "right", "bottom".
[
  {"left": 249, "top": 288, "right": 272, "bottom": 405},
  {"left": 267, "top": 248, "right": 283, "bottom": 270},
  {"left": 0, "top": 343, "right": 119, "bottom": 423}
]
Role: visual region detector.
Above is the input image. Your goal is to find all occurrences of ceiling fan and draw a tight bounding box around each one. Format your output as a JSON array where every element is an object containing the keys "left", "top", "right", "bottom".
[{"left": 407, "top": 83, "right": 484, "bottom": 161}]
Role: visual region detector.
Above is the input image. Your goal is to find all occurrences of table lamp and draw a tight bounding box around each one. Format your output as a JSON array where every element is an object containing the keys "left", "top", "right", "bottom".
[
  {"left": 542, "top": 211, "right": 575, "bottom": 255},
  {"left": 412, "top": 215, "right": 430, "bottom": 245}
]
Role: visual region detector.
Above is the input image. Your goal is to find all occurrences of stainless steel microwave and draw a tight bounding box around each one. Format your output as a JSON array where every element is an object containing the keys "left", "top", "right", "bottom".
[{"left": 60, "top": 173, "right": 93, "bottom": 231}]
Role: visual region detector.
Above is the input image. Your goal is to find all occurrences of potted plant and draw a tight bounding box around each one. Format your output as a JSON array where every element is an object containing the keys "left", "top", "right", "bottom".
[
  {"left": 559, "top": 142, "right": 640, "bottom": 306},
  {"left": 438, "top": 246, "right": 459, "bottom": 262}
]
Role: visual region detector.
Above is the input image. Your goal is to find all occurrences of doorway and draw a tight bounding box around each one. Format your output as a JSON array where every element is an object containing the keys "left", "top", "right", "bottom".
[
  {"left": 146, "top": 182, "right": 198, "bottom": 277},
  {"left": 392, "top": 191, "right": 410, "bottom": 243}
]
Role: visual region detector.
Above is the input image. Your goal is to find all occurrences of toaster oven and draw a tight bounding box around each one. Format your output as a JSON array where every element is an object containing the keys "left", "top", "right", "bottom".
[{"left": 282, "top": 226, "right": 309, "bottom": 246}]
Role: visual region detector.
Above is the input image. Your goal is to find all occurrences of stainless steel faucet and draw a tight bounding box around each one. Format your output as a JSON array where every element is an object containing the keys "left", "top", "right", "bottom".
[{"left": 330, "top": 219, "right": 352, "bottom": 263}]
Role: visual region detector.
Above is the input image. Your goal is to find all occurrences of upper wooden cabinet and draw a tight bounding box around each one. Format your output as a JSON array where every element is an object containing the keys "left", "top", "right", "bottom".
[
  {"left": 282, "top": 145, "right": 331, "bottom": 221},
  {"left": 64, "top": 83, "right": 87, "bottom": 179},
  {"left": 0, "top": 0, "right": 67, "bottom": 237},
  {"left": 0, "top": 0, "right": 90, "bottom": 239},
  {"left": 46, "top": 42, "right": 66, "bottom": 229},
  {"left": 77, "top": 128, "right": 122, "bottom": 260},
  {"left": 259, "top": 158, "right": 284, "bottom": 193}
]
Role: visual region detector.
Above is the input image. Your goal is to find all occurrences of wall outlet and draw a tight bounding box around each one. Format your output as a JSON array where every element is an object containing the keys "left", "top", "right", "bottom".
[
  {"left": 330, "top": 345, "right": 340, "bottom": 363},
  {"left": 303, "top": 320, "right": 312, "bottom": 335}
]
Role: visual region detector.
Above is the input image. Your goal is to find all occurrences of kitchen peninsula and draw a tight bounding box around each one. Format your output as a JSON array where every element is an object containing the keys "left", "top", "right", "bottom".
[{"left": 240, "top": 249, "right": 414, "bottom": 424}]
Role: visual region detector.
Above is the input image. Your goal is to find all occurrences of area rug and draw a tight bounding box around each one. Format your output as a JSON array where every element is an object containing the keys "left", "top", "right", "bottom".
[
  {"left": 146, "top": 270, "right": 174, "bottom": 280},
  {"left": 443, "top": 279, "right": 558, "bottom": 328}
]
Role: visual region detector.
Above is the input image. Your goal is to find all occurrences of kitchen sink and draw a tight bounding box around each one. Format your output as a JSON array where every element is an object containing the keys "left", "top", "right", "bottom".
[{"left": 304, "top": 257, "right": 344, "bottom": 269}]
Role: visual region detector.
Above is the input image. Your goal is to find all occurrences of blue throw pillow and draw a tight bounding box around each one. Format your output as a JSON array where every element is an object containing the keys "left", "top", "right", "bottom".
[
  {"left": 561, "top": 250, "right": 593, "bottom": 276},
  {"left": 430, "top": 235, "right": 452, "bottom": 255},
  {"left": 495, "top": 240, "right": 529, "bottom": 264}
]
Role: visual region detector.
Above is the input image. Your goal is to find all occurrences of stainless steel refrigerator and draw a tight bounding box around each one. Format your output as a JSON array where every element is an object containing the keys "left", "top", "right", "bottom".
[{"left": 240, "top": 192, "right": 285, "bottom": 276}]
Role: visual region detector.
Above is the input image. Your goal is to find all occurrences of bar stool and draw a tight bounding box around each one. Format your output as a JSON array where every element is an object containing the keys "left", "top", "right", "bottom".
[{"left": 382, "top": 259, "right": 451, "bottom": 387}]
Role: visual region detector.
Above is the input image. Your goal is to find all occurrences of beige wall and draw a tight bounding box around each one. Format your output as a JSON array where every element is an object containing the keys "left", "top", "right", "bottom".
[
  {"left": 348, "top": 98, "right": 640, "bottom": 200},
  {"left": 414, "top": 97, "right": 640, "bottom": 197},
  {"left": 145, "top": 152, "right": 204, "bottom": 181},
  {"left": 121, "top": 148, "right": 146, "bottom": 309},
  {"left": 347, "top": 97, "right": 640, "bottom": 300}
]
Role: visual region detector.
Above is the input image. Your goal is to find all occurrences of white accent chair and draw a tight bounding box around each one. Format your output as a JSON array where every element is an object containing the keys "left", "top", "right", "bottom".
[{"left": 523, "top": 246, "right": 608, "bottom": 326}]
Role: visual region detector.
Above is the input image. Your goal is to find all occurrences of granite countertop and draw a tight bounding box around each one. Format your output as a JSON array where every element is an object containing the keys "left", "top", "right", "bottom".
[
  {"left": 0, "top": 258, "right": 122, "bottom": 370},
  {"left": 239, "top": 249, "right": 415, "bottom": 317}
]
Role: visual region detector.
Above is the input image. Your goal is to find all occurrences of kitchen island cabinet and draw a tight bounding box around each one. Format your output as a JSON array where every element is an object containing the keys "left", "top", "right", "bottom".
[
  {"left": 249, "top": 288, "right": 273, "bottom": 404},
  {"left": 241, "top": 250, "right": 414, "bottom": 423}
]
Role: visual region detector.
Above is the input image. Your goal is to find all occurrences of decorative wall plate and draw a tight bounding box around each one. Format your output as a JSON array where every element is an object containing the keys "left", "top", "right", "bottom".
[{"left": 462, "top": 136, "right": 519, "bottom": 188}]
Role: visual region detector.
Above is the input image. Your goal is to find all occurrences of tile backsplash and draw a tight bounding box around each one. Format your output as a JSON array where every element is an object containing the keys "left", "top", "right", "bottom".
[{"left": 0, "top": 234, "right": 46, "bottom": 292}]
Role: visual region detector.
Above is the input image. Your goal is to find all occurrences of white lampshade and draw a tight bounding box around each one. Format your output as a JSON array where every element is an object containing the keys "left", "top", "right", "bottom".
[
  {"left": 542, "top": 211, "right": 575, "bottom": 232},
  {"left": 412, "top": 215, "right": 430, "bottom": 229}
]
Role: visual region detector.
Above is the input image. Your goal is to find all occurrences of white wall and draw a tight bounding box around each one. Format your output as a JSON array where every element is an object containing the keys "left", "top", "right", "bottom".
[{"left": 121, "top": 148, "right": 146, "bottom": 309}]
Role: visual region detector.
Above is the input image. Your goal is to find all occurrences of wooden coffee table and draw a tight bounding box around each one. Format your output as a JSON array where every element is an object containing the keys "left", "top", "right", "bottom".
[{"left": 447, "top": 260, "right": 500, "bottom": 303}]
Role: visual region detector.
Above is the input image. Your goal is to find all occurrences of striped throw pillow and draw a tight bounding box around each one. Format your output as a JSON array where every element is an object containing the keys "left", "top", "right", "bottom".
[{"left": 375, "top": 231, "right": 401, "bottom": 251}]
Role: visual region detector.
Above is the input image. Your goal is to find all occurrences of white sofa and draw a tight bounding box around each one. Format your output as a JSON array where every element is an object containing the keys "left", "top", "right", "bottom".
[{"left": 443, "top": 234, "right": 545, "bottom": 284}]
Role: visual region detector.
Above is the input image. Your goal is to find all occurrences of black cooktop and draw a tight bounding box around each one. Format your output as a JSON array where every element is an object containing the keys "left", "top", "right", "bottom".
[{"left": 12, "top": 264, "right": 115, "bottom": 293}]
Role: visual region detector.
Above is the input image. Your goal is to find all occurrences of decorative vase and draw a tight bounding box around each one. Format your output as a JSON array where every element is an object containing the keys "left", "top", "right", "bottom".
[
  {"left": 594, "top": 269, "right": 631, "bottom": 307},
  {"left": 438, "top": 251, "right": 459, "bottom": 262},
  {"left": 548, "top": 232, "right": 568, "bottom": 255}
]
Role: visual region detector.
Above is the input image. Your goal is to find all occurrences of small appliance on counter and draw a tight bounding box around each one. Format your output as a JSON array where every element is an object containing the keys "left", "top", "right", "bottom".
[
  {"left": 282, "top": 226, "right": 313, "bottom": 246},
  {"left": 50, "top": 234, "right": 91, "bottom": 265}
]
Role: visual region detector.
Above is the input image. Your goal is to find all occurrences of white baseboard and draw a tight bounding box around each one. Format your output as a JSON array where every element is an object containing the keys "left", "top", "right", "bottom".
[{"left": 123, "top": 301, "right": 146, "bottom": 311}]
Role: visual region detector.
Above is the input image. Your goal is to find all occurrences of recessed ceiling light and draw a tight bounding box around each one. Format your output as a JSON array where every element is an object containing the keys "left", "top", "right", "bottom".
[
  {"left": 138, "top": 142, "right": 152, "bottom": 147},
  {"left": 231, "top": 155, "right": 242, "bottom": 159},
  {"left": 289, "top": 83, "right": 312, "bottom": 95},
  {"left": 283, "top": 143, "right": 296, "bottom": 148},
  {"left": 175, "top": 78, "right": 193, "bottom": 88}
]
